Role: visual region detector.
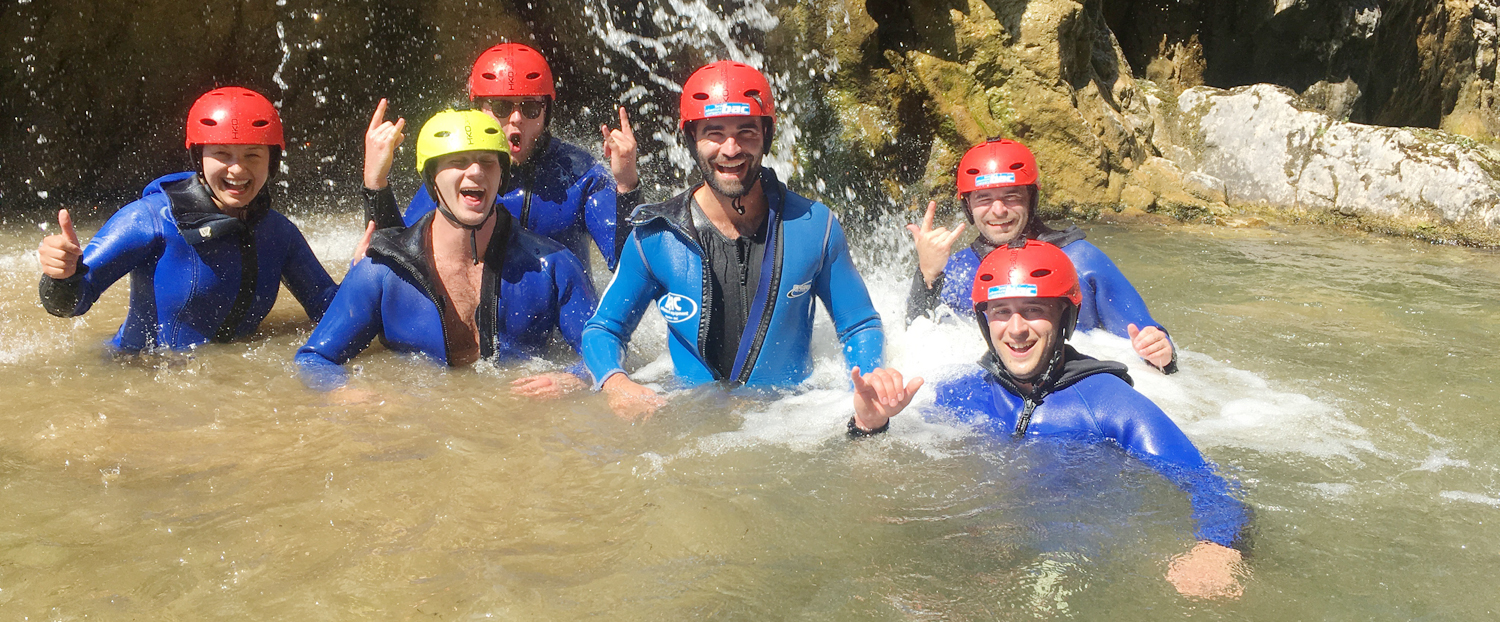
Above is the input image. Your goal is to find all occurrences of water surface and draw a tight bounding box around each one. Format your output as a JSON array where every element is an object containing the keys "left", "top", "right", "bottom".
[{"left": 2, "top": 208, "right": 1497, "bottom": 619}]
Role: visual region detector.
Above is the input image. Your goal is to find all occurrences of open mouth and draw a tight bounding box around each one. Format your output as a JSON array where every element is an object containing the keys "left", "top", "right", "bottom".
[
  {"left": 507, "top": 132, "right": 523, "bottom": 152},
  {"left": 458, "top": 188, "right": 486, "bottom": 206},
  {"left": 223, "top": 178, "right": 252, "bottom": 193},
  {"left": 1004, "top": 340, "right": 1036, "bottom": 356},
  {"left": 714, "top": 160, "right": 748, "bottom": 178}
]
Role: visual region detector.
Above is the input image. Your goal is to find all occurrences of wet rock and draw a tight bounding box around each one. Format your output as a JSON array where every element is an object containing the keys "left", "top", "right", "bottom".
[{"left": 1167, "top": 83, "right": 1500, "bottom": 228}]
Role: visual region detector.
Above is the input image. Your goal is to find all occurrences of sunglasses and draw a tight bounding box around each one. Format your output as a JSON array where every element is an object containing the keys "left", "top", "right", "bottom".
[{"left": 482, "top": 99, "right": 547, "bottom": 120}]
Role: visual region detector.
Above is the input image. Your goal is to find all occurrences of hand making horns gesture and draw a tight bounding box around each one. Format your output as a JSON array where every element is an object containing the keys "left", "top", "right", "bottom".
[
  {"left": 601, "top": 106, "right": 639, "bottom": 193},
  {"left": 906, "top": 201, "right": 965, "bottom": 287}
]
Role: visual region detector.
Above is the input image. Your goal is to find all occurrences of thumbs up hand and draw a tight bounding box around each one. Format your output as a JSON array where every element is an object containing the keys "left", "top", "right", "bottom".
[{"left": 38, "top": 209, "right": 83, "bottom": 279}]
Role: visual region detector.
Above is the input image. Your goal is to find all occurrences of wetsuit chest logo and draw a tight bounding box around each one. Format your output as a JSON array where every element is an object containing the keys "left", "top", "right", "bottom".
[
  {"left": 786, "top": 281, "right": 813, "bottom": 298},
  {"left": 657, "top": 293, "right": 699, "bottom": 323}
]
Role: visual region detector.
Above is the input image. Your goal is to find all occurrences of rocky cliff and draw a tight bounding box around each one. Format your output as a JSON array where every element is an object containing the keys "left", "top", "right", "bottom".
[{"left": 4, "top": 0, "right": 1498, "bottom": 242}]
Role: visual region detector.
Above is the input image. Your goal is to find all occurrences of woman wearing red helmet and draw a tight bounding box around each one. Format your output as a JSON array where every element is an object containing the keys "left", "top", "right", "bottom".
[
  {"left": 856, "top": 240, "right": 1250, "bottom": 600},
  {"left": 37, "top": 86, "right": 338, "bottom": 352},
  {"left": 906, "top": 138, "right": 1178, "bottom": 373},
  {"left": 362, "top": 42, "right": 639, "bottom": 275}
]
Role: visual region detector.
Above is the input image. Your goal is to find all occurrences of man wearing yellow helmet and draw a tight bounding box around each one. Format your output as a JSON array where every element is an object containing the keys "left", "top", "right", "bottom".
[{"left": 296, "top": 110, "right": 597, "bottom": 393}]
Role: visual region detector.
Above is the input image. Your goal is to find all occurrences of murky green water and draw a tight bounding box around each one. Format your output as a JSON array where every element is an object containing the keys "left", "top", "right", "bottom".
[{"left": 1, "top": 206, "right": 1497, "bottom": 619}]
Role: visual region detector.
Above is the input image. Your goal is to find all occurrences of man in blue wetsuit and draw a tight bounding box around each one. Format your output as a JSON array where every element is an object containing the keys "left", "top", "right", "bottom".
[
  {"left": 363, "top": 42, "right": 638, "bottom": 273},
  {"left": 578, "top": 61, "right": 885, "bottom": 419},
  {"left": 37, "top": 87, "right": 337, "bottom": 352},
  {"left": 854, "top": 240, "right": 1249, "bottom": 599},
  {"left": 296, "top": 110, "right": 596, "bottom": 394},
  {"left": 906, "top": 139, "right": 1178, "bottom": 373}
]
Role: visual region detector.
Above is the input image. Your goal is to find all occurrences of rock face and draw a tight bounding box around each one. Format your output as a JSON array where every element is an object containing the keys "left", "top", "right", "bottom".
[
  {"left": 3, "top": 0, "right": 1500, "bottom": 240},
  {"left": 1159, "top": 84, "right": 1500, "bottom": 228}
]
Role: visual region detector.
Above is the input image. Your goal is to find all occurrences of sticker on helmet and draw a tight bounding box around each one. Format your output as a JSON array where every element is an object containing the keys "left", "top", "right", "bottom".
[
  {"left": 657, "top": 293, "right": 699, "bottom": 323},
  {"left": 987, "top": 284, "right": 1038, "bottom": 300},
  {"left": 704, "top": 102, "right": 753, "bottom": 118},
  {"left": 975, "top": 172, "right": 1016, "bottom": 187}
]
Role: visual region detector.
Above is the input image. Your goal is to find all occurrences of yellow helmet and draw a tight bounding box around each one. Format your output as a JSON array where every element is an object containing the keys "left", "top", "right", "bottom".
[{"left": 414, "top": 109, "right": 506, "bottom": 175}]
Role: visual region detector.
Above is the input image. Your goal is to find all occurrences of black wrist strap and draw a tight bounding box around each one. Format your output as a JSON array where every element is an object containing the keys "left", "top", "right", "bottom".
[{"left": 847, "top": 415, "right": 890, "bottom": 439}]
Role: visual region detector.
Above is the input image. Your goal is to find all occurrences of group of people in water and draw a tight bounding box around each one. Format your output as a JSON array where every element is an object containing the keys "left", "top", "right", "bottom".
[{"left": 35, "top": 43, "right": 1250, "bottom": 599}]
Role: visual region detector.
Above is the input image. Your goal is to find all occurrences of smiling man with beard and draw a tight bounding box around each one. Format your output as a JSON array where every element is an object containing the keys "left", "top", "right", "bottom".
[{"left": 574, "top": 61, "right": 885, "bottom": 420}]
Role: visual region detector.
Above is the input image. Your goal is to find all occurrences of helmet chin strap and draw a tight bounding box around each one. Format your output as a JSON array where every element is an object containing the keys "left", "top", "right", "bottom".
[{"left": 430, "top": 182, "right": 494, "bottom": 265}]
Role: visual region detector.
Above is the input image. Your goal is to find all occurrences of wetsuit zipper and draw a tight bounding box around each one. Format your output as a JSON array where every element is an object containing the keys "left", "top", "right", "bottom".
[{"left": 212, "top": 229, "right": 258, "bottom": 343}]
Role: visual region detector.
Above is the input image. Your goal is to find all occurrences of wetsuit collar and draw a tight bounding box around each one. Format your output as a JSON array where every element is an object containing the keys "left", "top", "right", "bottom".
[
  {"left": 165, "top": 175, "right": 270, "bottom": 245},
  {"left": 979, "top": 345, "right": 1133, "bottom": 399},
  {"left": 367, "top": 208, "right": 514, "bottom": 297},
  {"left": 631, "top": 167, "right": 784, "bottom": 232}
]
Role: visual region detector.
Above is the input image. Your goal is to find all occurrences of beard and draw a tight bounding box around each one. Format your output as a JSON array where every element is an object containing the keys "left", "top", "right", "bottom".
[{"left": 695, "top": 151, "right": 762, "bottom": 199}]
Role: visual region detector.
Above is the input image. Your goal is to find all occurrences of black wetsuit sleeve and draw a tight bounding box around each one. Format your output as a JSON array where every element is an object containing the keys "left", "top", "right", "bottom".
[
  {"left": 905, "top": 265, "right": 945, "bottom": 324},
  {"left": 363, "top": 186, "right": 404, "bottom": 230},
  {"left": 38, "top": 266, "right": 88, "bottom": 317},
  {"left": 612, "top": 187, "right": 641, "bottom": 268}
]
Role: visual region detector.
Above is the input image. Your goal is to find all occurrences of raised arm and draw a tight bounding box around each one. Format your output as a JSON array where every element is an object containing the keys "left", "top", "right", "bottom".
[{"left": 39, "top": 204, "right": 163, "bottom": 317}]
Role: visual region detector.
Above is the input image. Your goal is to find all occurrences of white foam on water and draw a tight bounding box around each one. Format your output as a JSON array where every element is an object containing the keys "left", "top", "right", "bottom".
[
  {"left": 643, "top": 265, "right": 1374, "bottom": 466},
  {"left": 1440, "top": 490, "right": 1500, "bottom": 507}
]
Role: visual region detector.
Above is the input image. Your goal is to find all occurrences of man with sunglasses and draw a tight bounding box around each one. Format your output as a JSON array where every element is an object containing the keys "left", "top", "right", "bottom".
[{"left": 364, "top": 42, "right": 638, "bottom": 276}]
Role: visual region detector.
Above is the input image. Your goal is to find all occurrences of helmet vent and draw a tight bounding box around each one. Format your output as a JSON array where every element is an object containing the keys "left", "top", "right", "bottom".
[
  {"left": 978, "top": 274, "right": 994, "bottom": 282},
  {"left": 693, "top": 92, "right": 710, "bottom": 100},
  {"left": 483, "top": 127, "right": 499, "bottom": 134},
  {"left": 525, "top": 72, "right": 541, "bottom": 79},
  {"left": 965, "top": 168, "right": 980, "bottom": 175},
  {"left": 482, "top": 72, "right": 497, "bottom": 80},
  {"left": 1010, "top": 162, "right": 1026, "bottom": 170},
  {"left": 251, "top": 120, "right": 269, "bottom": 127},
  {"left": 1030, "top": 268, "right": 1053, "bottom": 278},
  {"left": 198, "top": 118, "right": 217, "bottom": 126},
  {"left": 435, "top": 131, "right": 452, "bottom": 138},
  {"left": 745, "top": 90, "right": 763, "bottom": 107}
]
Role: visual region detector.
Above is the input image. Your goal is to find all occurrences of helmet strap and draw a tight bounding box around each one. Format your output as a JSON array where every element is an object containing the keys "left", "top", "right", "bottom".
[{"left": 428, "top": 179, "right": 495, "bottom": 265}]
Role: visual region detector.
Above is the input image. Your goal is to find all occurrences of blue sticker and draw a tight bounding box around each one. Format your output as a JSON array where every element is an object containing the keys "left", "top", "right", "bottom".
[
  {"left": 657, "top": 293, "right": 700, "bottom": 323},
  {"left": 975, "top": 172, "right": 1016, "bottom": 187},
  {"left": 987, "top": 284, "right": 1038, "bottom": 300},
  {"left": 703, "top": 102, "right": 753, "bottom": 118}
]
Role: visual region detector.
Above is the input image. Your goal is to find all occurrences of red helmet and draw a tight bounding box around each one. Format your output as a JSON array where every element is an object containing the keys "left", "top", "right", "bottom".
[
  {"left": 184, "top": 87, "right": 284, "bottom": 149},
  {"left": 956, "top": 138, "right": 1038, "bottom": 198},
  {"left": 971, "top": 240, "right": 1081, "bottom": 337},
  {"left": 678, "top": 60, "right": 775, "bottom": 130},
  {"left": 469, "top": 43, "right": 556, "bottom": 99}
]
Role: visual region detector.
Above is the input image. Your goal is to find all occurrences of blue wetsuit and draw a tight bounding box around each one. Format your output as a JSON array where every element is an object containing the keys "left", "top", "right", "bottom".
[
  {"left": 296, "top": 209, "right": 597, "bottom": 391},
  {"left": 909, "top": 227, "right": 1177, "bottom": 372},
  {"left": 935, "top": 347, "right": 1249, "bottom": 548},
  {"left": 581, "top": 168, "right": 884, "bottom": 389},
  {"left": 38, "top": 172, "right": 337, "bottom": 352},
  {"left": 370, "top": 135, "right": 637, "bottom": 272}
]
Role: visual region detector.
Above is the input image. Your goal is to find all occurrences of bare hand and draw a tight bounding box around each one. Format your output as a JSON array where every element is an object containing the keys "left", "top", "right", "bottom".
[
  {"left": 1128, "top": 323, "right": 1175, "bottom": 370},
  {"left": 851, "top": 366, "right": 924, "bottom": 432},
  {"left": 511, "top": 371, "right": 586, "bottom": 399},
  {"left": 1166, "top": 541, "right": 1245, "bottom": 599},
  {"left": 350, "top": 221, "right": 376, "bottom": 269},
  {"left": 602, "top": 372, "right": 664, "bottom": 421},
  {"left": 363, "top": 98, "right": 406, "bottom": 190},
  {"left": 601, "top": 106, "right": 639, "bottom": 193},
  {"left": 38, "top": 209, "right": 82, "bottom": 279},
  {"left": 905, "top": 201, "right": 965, "bottom": 287}
]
